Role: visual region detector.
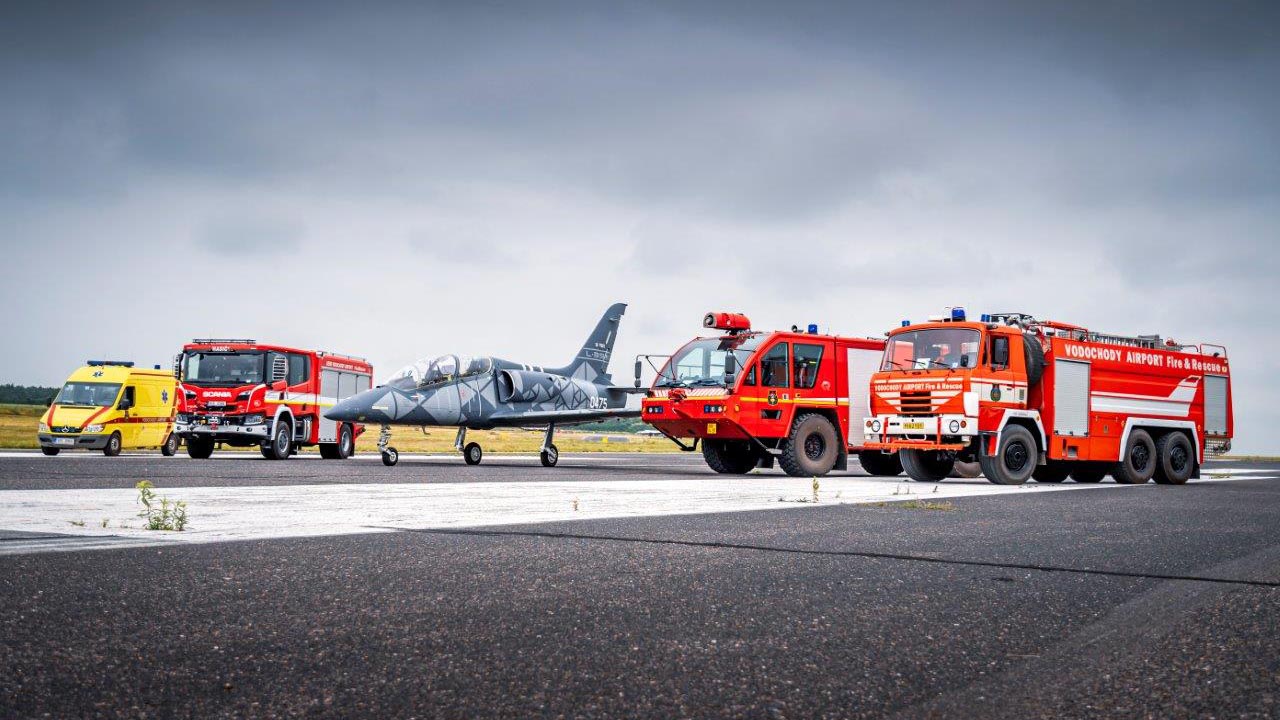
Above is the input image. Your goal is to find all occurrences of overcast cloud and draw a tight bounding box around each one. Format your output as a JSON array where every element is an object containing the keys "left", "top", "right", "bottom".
[{"left": 2, "top": 1, "right": 1277, "bottom": 452}]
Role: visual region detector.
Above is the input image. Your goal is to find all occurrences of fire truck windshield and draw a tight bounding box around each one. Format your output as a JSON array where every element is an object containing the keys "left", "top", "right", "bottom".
[
  {"left": 182, "top": 352, "right": 265, "bottom": 386},
  {"left": 882, "top": 328, "right": 981, "bottom": 371},
  {"left": 54, "top": 382, "right": 122, "bottom": 407},
  {"left": 657, "top": 335, "right": 764, "bottom": 388}
]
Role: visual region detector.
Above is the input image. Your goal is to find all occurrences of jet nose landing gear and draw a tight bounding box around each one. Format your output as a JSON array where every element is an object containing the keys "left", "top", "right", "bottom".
[{"left": 377, "top": 424, "right": 398, "bottom": 466}]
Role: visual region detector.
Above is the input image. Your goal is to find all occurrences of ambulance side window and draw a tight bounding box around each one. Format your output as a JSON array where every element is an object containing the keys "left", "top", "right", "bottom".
[
  {"left": 760, "top": 344, "right": 790, "bottom": 388},
  {"left": 989, "top": 337, "right": 1010, "bottom": 371},
  {"left": 287, "top": 354, "right": 309, "bottom": 385},
  {"left": 119, "top": 386, "right": 135, "bottom": 410}
]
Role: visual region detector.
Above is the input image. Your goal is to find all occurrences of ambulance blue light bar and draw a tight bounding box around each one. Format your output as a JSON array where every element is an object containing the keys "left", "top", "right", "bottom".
[{"left": 86, "top": 360, "right": 135, "bottom": 367}]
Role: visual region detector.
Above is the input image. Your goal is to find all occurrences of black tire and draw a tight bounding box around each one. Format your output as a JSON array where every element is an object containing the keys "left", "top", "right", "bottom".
[
  {"left": 464, "top": 442, "right": 483, "bottom": 465},
  {"left": 318, "top": 443, "right": 340, "bottom": 460},
  {"left": 900, "top": 449, "right": 955, "bottom": 482},
  {"left": 1024, "top": 335, "right": 1046, "bottom": 387},
  {"left": 337, "top": 424, "right": 354, "bottom": 459},
  {"left": 264, "top": 419, "right": 294, "bottom": 461},
  {"left": 702, "top": 439, "right": 759, "bottom": 474},
  {"left": 950, "top": 460, "right": 984, "bottom": 479},
  {"left": 103, "top": 432, "right": 122, "bottom": 457},
  {"left": 1070, "top": 465, "right": 1107, "bottom": 483},
  {"left": 1153, "top": 432, "right": 1194, "bottom": 485},
  {"left": 1114, "top": 429, "right": 1156, "bottom": 484},
  {"left": 381, "top": 447, "right": 399, "bottom": 466},
  {"left": 779, "top": 413, "right": 840, "bottom": 477},
  {"left": 1032, "top": 461, "right": 1072, "bottom": 483},
  {"left": 540, "top": 444, "right": 559, "bottom": 468},
  {"left": 857, "top": 450, "right": 903, "bottom": 477},
  {"left": 187, "top": 436, "right": 214, "bottom": 459},
  {"left": 161, "top": 433, "right": 178, "bottom": 457},
  {"left": 41, "top": 447, "right": 59, "bottom": 456},
  {"left": 979, "top": 425, "right": 1037, "bottom": 485}
]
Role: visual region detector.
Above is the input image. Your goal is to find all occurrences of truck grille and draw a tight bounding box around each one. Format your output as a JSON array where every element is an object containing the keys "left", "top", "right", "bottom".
[{"left": 899, "top": 391, "right": 933, "bottom": 416}]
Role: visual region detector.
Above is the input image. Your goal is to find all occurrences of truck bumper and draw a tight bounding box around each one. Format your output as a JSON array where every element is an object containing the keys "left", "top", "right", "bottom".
[
  {"left": 38, "top": 433, "right": 111, "bottom": 450},
  {"left": 174, "top": 422, "right": 271, "bottom": 441},
  {"left": 862, "top": 414, "right": 977, "bottom": 451}
]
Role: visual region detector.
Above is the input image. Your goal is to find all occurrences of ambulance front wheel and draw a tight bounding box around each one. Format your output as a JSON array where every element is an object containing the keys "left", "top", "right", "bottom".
[
  {"left": 381, "top": 447, "right": 399, "bottom": 466},
  {"left": 41, "top": 447, "right": 59, "bottom": 456},
  {"left": 900, "top": 449, "right": 955, "bottom": 482},
  {"left": 540, "top": 444, "right": 559, "bottom": 467},
  {"left": 979, "top": 425, "right": 1036, "bottom": 485},
  {"left": 103, "top": 432, "right": 122, "bottom": 457},
  {"left": 161, "top": 433, "right": 178, "bottom": 457}
]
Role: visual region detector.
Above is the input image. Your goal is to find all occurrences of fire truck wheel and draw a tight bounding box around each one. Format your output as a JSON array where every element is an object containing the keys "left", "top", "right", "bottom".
[
  {"left": 103, "top": 432, "right": 122, "bottom": 457},
  {"left": 464, "top": 442, "right": 483, "bottom": 465},
  {"left": 41, "top": 447, "right": 59, "bottom": 456},
  {"left": 338, "top": 424, "right": 354, "bottom": 459},
  {"left": 702, "top": 440, "right": 758, "bottom": 474},
  {"left": 1070, "top": 465, "right": 1107, "bottom": 483},
  {"left": 1153, "top": 432, "right": 1194, "bottom": 485},
  {"left": 186, "top": 437, "right": 214, "bottom": 459},
  {"left": 1114, "top": 429, "right": 1156, "bottom": 484},
  {"left": 381, "top": 447, "right": 399, "bottom": 466},
  {"left": 979, "top": 425, "right": 1037, "bottom": 485},
  {"left": 264, "top": 420, "right": 294, "bottom": 460},
  {"left": 780, "top": 414, "right": 839, "bottom": 477},
  {"left": 540, "top": 444, "right": 559, "bottom": 467},
  {"left": 900, "top": 449, "right": 955, "bottom": 482},
  {"left": 950, "top": 460, "right": 984, "bottom": 479},
  {"left": 856, "top": 451, "right": 903, "bottom": 477},
  {"left": 161, "top": 433, "right": 178, "bottom": 457},
  {"left": 1032, "top": 461, "right": 1071, "bottom": 483}
]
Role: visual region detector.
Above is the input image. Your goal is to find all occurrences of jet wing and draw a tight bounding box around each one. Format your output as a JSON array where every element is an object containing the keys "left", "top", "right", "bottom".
[{"left": 485, "top": 408, "right": 641, "bottom": 427}]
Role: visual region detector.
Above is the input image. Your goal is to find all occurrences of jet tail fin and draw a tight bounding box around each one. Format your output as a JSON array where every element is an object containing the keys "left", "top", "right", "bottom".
[{"left": 562, "top": 302, "right": 627, "bottom": 382}]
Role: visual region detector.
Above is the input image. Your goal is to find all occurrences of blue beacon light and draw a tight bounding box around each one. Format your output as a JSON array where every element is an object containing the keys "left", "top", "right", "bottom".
[{"left": 951, "top": 307, "right": 966, "bottom": 321}]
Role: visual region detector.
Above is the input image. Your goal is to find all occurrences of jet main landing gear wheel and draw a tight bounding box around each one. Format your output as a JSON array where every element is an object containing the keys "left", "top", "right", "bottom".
[
  {"left": 381, "top": 447, "right": 399, "bottom": 466},
  {"left": 464, "top": 442, "right": 483, "bottom": 465},
  {"left": 540, "top": 444, "right": 559, "bottom": 468}
]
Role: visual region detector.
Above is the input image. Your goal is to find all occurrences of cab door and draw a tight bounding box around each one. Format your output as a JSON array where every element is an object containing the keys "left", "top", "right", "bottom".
[
  {"left": 739, "top": 341, "right": 792, "bottom": 438},
  {"left": 982, "top": 333, "right": 1027, "bottom": 409},
  {"left": 116, "top": 385, "right": 140, "bottom": 447}
]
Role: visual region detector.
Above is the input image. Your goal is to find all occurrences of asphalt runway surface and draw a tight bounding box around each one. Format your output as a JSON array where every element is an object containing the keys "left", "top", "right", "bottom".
[{"left": 2, "top": 452, "right": 1278, "bottom": 718}]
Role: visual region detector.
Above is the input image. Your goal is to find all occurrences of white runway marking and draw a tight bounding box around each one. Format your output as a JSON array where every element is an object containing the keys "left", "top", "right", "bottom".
[{"left": 0, "top": 468, "right": 1272, "bottom": 555}]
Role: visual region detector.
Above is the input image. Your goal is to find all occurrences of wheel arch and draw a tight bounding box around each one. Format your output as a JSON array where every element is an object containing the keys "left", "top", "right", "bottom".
[
  {"left": 1120, "top": 418, "right": 1200, "bottom": 464},
  {"left": 995, "top": 410, "right": 1047, "bottom": 454}
]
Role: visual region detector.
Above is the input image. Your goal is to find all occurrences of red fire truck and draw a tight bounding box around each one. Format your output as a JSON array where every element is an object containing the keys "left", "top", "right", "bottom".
[
  {"left": 640, "top": 313, "right": 898, "bottom": 477},
  {"left": 863, "top": 309, "right": 1233, "bottom": 485},
  {"left": 174, "top": 339, "right": 374, "bottom": 460}
]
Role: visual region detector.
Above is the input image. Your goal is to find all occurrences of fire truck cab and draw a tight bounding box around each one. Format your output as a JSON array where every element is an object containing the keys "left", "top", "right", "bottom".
[
  {"left": 174, "top": 339, "right": 373, "bottom": 460},
  {"left": 640, "top": 313, "right": 898, "bottom": 477},
  {"left": 864, "top": 309, "right": 1233, "bottom": 485}
]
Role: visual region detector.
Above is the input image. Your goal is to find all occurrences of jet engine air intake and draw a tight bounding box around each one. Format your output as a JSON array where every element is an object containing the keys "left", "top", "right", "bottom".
[{"left": 497, "top": 369, "right": 598, "bottom": 404}]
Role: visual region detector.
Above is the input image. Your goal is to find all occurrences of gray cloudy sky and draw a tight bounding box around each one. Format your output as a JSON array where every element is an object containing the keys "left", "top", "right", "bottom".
[{"left": 2, "top": 1, "right": 1278, "bottom": 452}]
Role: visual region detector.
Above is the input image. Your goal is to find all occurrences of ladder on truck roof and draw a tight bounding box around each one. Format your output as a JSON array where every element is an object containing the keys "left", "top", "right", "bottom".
[{"left": 987, "top": 313, "right": 1164, "bottom": 349}]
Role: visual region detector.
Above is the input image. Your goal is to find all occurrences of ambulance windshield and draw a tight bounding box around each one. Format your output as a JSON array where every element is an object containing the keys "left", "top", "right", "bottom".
[
  {"left": 657, "top": 335, "right": 764, "bottom": 388},
  {"left": 182, "top": 352, "right": 265, "bottom": 386},
  {"left": 55, "top": 382, "right": 122, "bottom": 407},
  {"left": 882, "top": 328, "right": 981, "bottom": 371}
]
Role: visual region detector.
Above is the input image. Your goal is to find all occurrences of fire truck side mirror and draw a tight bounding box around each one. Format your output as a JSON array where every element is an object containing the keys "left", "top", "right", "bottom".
[
  {"left": 634, "top": 360, "right": 643, "bottom": 388},
  {"left": 724, "top": 353, "right": 737, "bottom": 386}
]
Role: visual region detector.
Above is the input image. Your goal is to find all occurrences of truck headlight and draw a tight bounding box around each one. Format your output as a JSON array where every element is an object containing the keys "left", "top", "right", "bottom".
[
  {"left": 38, "top": 422, "right": 48, "bottom": 433},
  {"left": 870, "top": 419, "right": 882, "bottom": 433},
  {"left": 949, "top": 419, "right": 961, "bottom": 433},
  {"left": 243, "top": 414, "right": 265, "bottom": 426},
  {"left": 176, "top": 414, "right": 190, "bottom": 424},
  {"left": 84, "top": 424, "right": 104, "bottom": 433}
]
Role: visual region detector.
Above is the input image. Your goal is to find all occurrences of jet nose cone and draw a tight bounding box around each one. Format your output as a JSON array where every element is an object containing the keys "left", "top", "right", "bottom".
[{"left": 326, "top": 389, "right": 388, "bottom": 423}]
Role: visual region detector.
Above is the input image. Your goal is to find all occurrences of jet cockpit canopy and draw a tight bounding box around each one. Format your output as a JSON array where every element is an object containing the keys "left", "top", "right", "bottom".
[{"left": 384, "top": 354, "right": 494, "bottom": 389}]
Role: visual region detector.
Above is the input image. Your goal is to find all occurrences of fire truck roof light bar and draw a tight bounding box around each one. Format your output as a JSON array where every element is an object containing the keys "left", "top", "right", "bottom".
[
  {"left": 317, "top": 351, "right": 370, "bottom": 362},
  {"left": 190, "top": 338, "right": 258, "bottom": 345}
]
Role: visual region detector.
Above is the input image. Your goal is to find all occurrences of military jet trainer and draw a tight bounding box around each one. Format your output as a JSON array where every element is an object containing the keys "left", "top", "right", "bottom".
[{"left": 325, "top": 303, "right": 641, "bottom": 467}]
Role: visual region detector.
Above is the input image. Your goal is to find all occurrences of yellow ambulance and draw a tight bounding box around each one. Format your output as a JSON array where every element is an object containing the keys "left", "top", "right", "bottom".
[{"left": 38, "top": 361, "right": 179, "bottom": 456}]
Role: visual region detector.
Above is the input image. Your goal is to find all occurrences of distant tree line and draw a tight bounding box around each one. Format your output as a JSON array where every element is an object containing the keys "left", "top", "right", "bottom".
[
  {"left": 0, "top": 384, "right": 59, "bottom": 405},
  {"left": 586, "top": 417, "right": 649, "bottom": 433}
]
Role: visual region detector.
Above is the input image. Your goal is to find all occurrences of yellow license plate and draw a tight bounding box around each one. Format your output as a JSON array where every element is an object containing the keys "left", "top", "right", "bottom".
[
  {"left": 902, "top": 422, "right": 925, "bottom": 431},
  {"left": 707, "top": 422, "right": 717, "bottom": 435}
]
